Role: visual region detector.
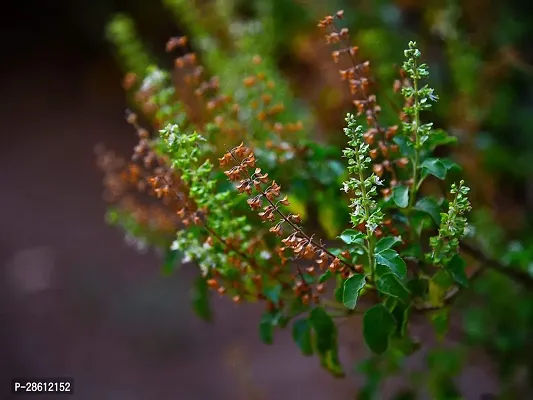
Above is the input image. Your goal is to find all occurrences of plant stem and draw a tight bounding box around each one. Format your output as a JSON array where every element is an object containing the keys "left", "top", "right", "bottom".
[
  {"left": 355, "top": 146, "right": 377, "bottom": 282},
  {"left": 409, "top": 60, "right": 421, "bottom": 211}
]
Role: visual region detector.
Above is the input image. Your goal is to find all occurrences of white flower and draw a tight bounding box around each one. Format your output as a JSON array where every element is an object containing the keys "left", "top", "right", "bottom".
[
  {"left": 260, "top": 250, "right": 271, "bottom": 260},
  {"left": 373, "top": 175, "right": 384, "bottom": 186}
]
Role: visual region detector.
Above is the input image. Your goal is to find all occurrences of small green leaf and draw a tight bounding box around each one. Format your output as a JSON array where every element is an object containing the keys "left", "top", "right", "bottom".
[
  {"left": 363, "top": 304, "right": 397, "bottom": 354},
  {"left": 414, "top": 197, "right": 441, "bottom": 225},
  {"left": 425, "top": 129, "right": 457, "bottom": 150},
  {"left": 375, "top": 249, "right": 407, "bottom": 278},
  {"left": 428, "top": 271, "right": 453, "bottom": 307},
  {"left": 161, "top": 249, "right": 181, "bottom": 276},
  {"left": 334, "top": 287, "right": 343, "bottom": 302},
  {"left": 191, "top": 276, "right": 212, "bottom": 321},
  {"left": 339, "top": 229, "right": 365, "bottom": 245},
  {"left": 376, "top": 273, "right": 411, "bottom": 303},
  {"left": 264, "top": 284, "right": 282, "bottom": 303},
  {"left": 375, "top": 236, "right": 402, "bottom": 253},
  {"left": 318, "top": 270, "right": 333, "bottom": 284},
  {"left": 392, "top": 185, "right": 409, "bottom": 208},
  {"left": 343, "top": 274, "right": 367, "bottom": 309},
  {"left": 259, "top": 312, "right": 275, "bottom": 344},
  {"left": 445, "top": 254, "right": 469, "bottom": 287},
  {"left": 421, "top": 158, "right": 447, "bottom": 180},
  {"left": 292, "top": 319, "right": 313, "bottom": 356},
  {"left": 391, "top": 303, "right": 410, "bottom": 337}
]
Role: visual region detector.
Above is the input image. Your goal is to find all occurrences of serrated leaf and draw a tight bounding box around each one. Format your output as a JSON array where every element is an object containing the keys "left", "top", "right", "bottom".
[
  {"left": 445, "top": 254, "right": 469, "bottom": 287},
  {"left": 392, "top": 185, "right": 409, "bottom": 208},
  {"left": 292, "top": 319, "right": 313, "bottom": 356},
  {"left": 342, "top": 274, "right": 367, "bottom": 309},
  {"left": 375, "top": 249, "right": 407, "bottom": 278},
  {"left": 191, "top": 276, "right": 212, "bottom": 321},
  {"left": 421, "top": 158, "right": 447, "bottom": 180},
  {"left": 339, "top": 229, "right": 365, "bottom": 245},
  {"left": 363, "top": 304, "right": 397, "bottom": 354},
  {"left": 376, "top": 273, "right": 411, "bottom": 303},
  {"left": 414, "top": 197, "right": 442, "bottom": 225},
  {"left": 376, "top": 236, "right": 402, "bottom": 253}
]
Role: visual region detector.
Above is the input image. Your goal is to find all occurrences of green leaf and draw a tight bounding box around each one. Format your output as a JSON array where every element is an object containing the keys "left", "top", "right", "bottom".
[
  {"left": 391, "top": 303, "right": 410, "bottom": 337},
  {"left": 191, "top": 276, "right": 212, "bottom": 321},
  {"left": 429, "top": 308, "right": 450, "bottom": 341},
  {"left": 161, "top": 249, "right": 181, "bottom": 276},
  {"left": 318, "top": 270, "right": 333, "bottom": 284},
  {"left": 343, "top": 274, "right": 367, "bottom": 309},
  {"left": 445, "top": 254, "right": 469, "bottom": 287},
  {"left": 428, "top": 271, "right": 453, "bottom": 307},
  {"left": 264, "top": 284, "right": 282, "bottom": 303},
  {"left": 392, "top": 185, "right": 409, "bottom": 208},
  {"left": 414, "top": 197, "right": 441, "bottom": 225},
  {"left": 425, "top": 129, "right": 457, "bottom": 150},
  {"left": 375, "top": 236, "right": 402, "bottom": 253},
  {"left": 339, "top": 229, "right": 365, "bottom": 245},
  {"left": 259, "top": 312, "right": 275, "bottom": 344},
  {"left": 309, "top": 307, "right": 335, "bottom": 353},
  {"left": 441, "top": 158, "right": 462, "bottom": 172},
  {"left": 292, "top": 319, "right": 313, "bottom": 356},
  {"left": 421, "top": 158, "right": 447, "bottom": 180},
  {"left": 363, "top": 304, "right": 397, "bottom": 354},
  {"left": 375, "top": 249, "right": 407, "bottom": 278},
  {"left": 310, "top": 307, "right": 344, "bottom": 377},
  {"left": 376, "top": 273, "right": 411, "bottom": 303}
]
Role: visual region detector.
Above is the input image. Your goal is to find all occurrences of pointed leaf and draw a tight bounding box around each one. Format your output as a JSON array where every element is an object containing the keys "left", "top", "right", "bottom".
[
  {"left": 445, "top": 254, "right": 469, "bottom": 287},
  {"left": 376, "top": 273, "right": 411, "bottom": 303},
  {"left": 310, "top": 307, "right": 335, "bottom": 353},
  {"left": 421, "top": 158, "right": 447, "bottom": 180},
  {"left": 363, "top": 304, "right": 397, "bottom": 354},
  {"left": 259, "top": 312, "right": 275, "bottom": 344},
  {"left": 161, "top": 249, "right": 181, "bottom": 276},
  {"left": 310, "top": 307, "right": 344, "bottom": 377},
  {"left": 375, "top": 249, "right": 407, "bottom": 278},
  {"left": 292, "top": 319, "right": 313, "bottom": 355},
  {"left": 376, "top": 236, "right": 402, "bottom": 253},
  {"left": 342, "top": 274, "right": 367, "bottom": 309},
  {"left": 191, "top": 276, "right": 212, "bottom": 321},
  {"left": 414, "top": 197, "right": 441, "bottom": 225},
  {"left": 264, "top": 284, "right": 282, "bottom": 303},
  {"left": 339, "top": 229, "right": 365, "bottom": 245},
  {"left": 392, "top": 185, "right": 409, "bottom": 208}
]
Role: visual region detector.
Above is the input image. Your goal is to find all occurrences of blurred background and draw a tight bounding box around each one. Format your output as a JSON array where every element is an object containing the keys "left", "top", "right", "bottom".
[{"left": 1, "top": 0, "right": 533, "bottom": 399}]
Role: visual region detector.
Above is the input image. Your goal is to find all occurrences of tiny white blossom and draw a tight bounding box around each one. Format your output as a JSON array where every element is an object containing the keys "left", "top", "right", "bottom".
[{"left": 260, "top": 250, "right": 271, "bottom": 260}]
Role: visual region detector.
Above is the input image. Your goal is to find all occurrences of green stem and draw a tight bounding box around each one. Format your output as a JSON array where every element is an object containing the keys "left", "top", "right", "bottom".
[
  {"left": 408, "top": 61, "right": 421, "bottom": 211},
  {"left": 355, "top": 149, "right": 376, "bottom": 282}
]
